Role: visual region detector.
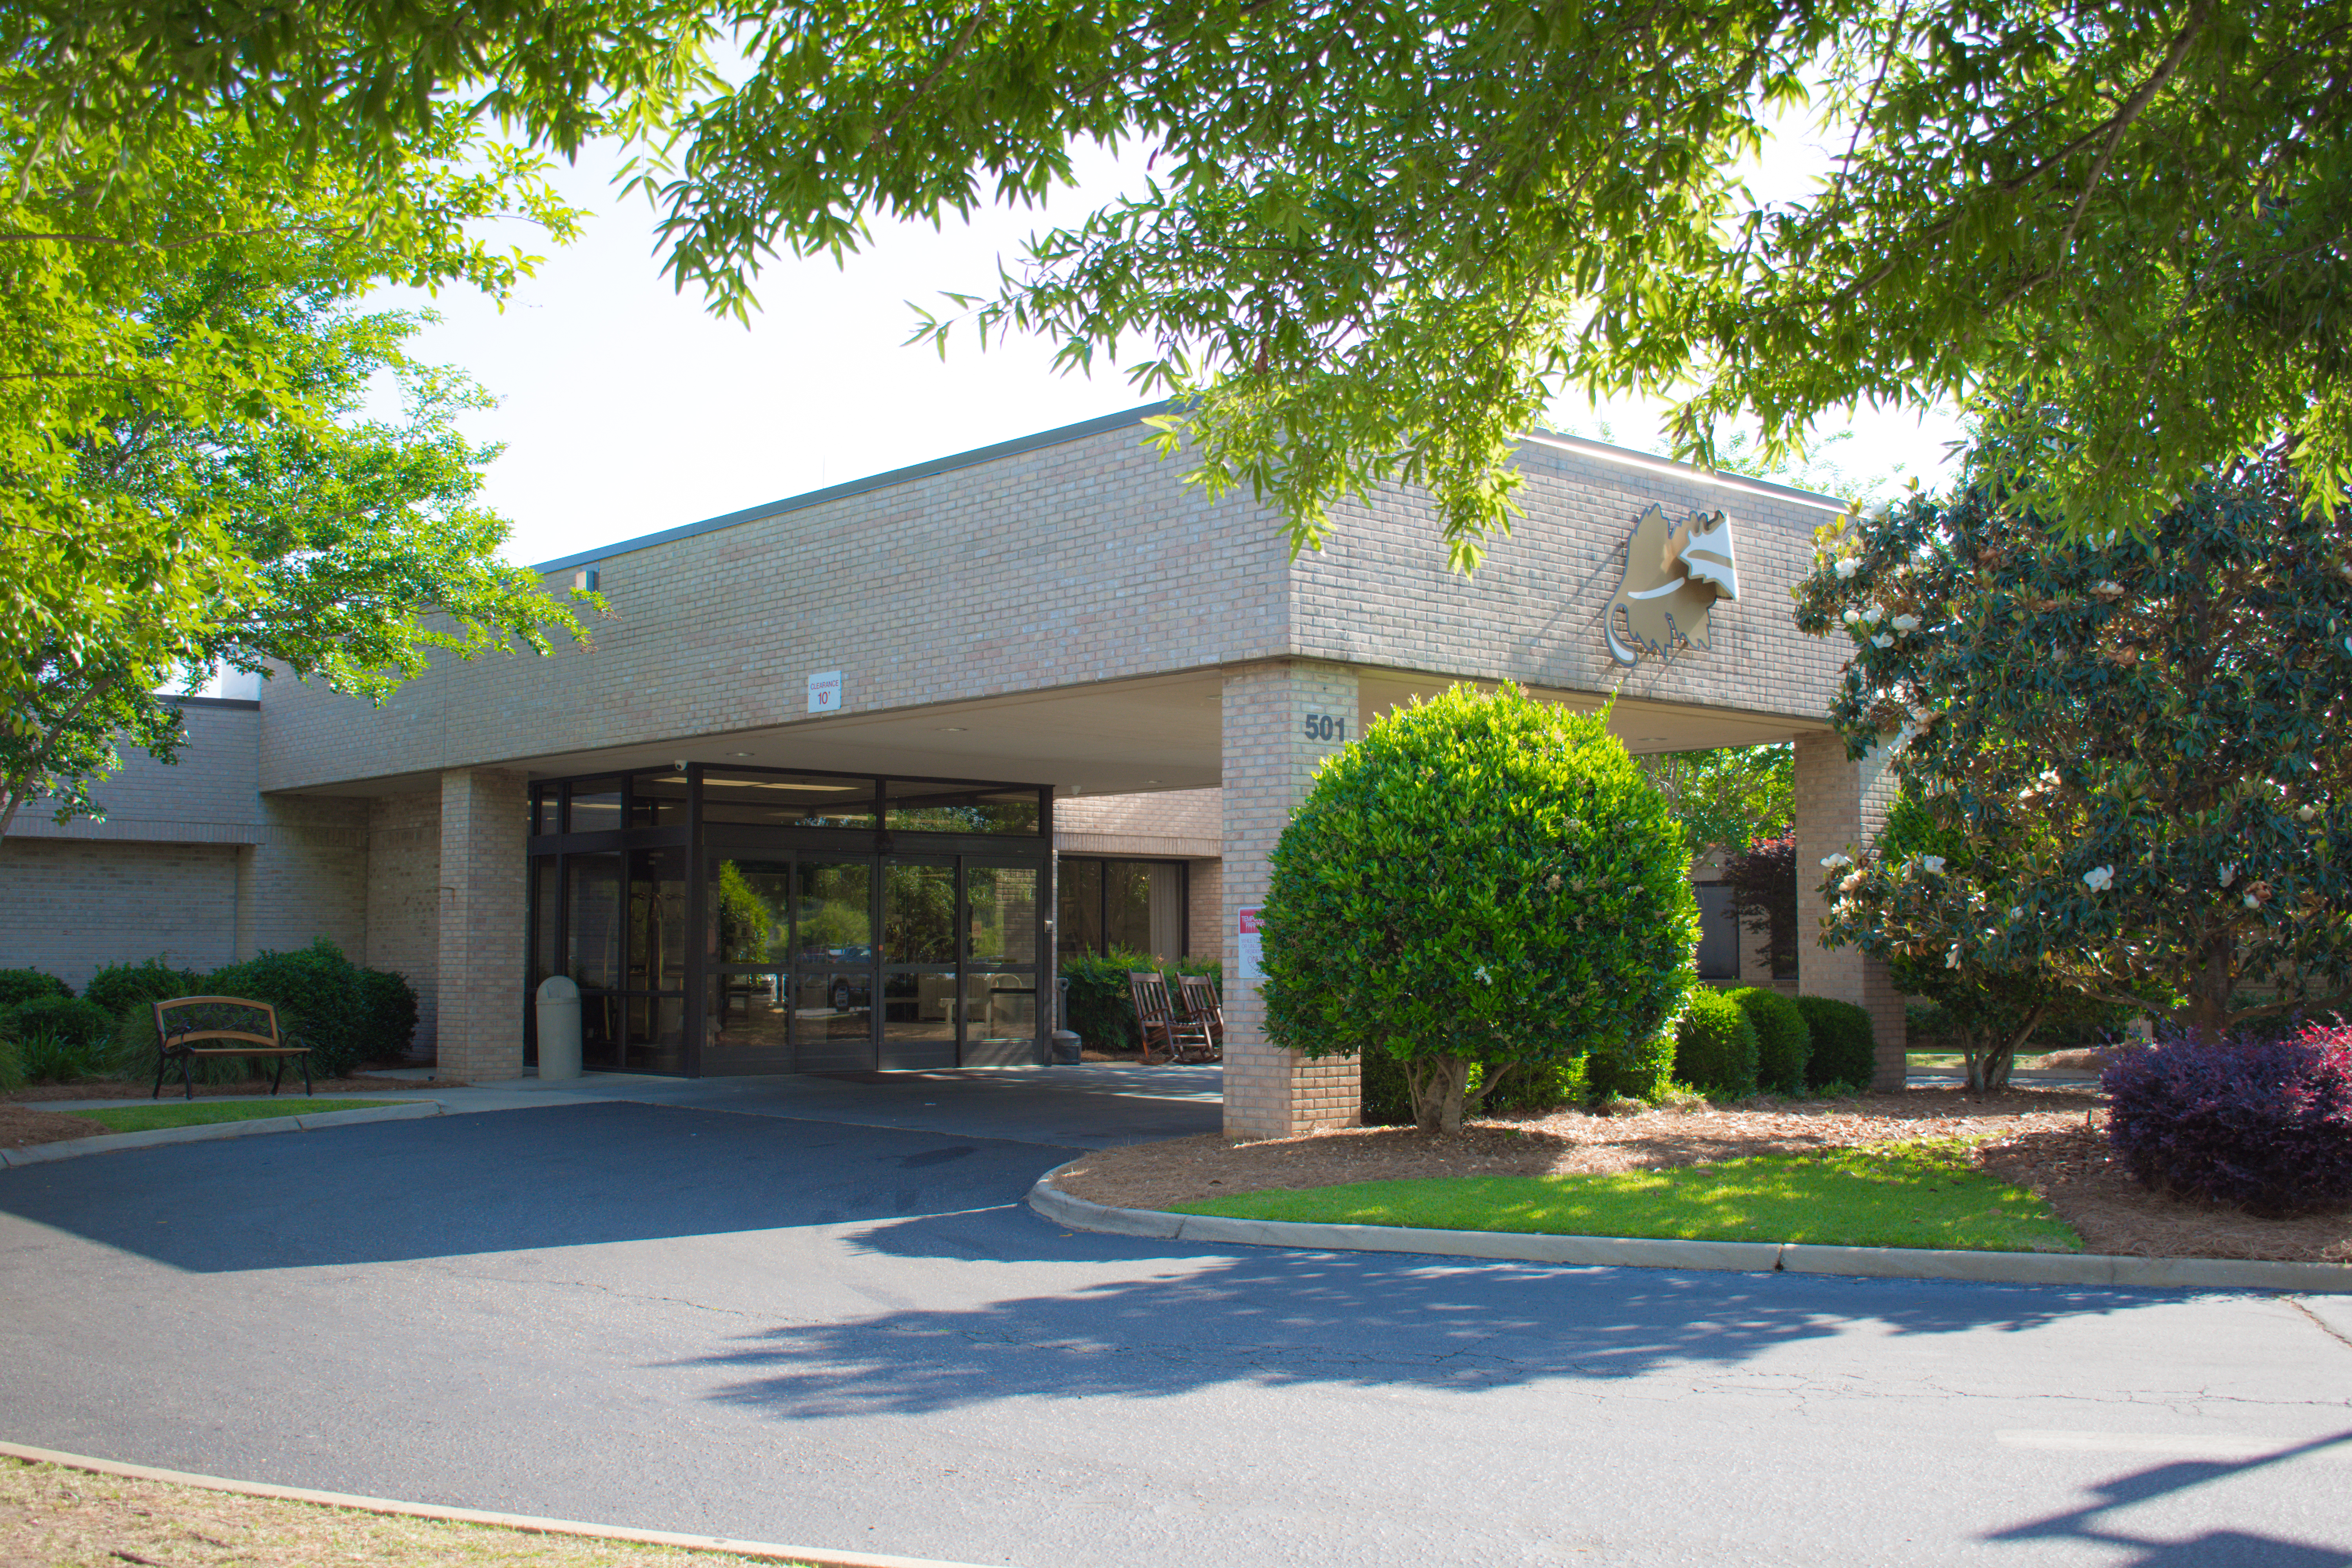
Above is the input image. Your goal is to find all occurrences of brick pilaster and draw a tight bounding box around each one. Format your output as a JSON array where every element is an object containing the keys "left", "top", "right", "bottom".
[
  {"left": 1793, "top": 731, "right": 1908, "bottom": 1089},
  {"left": 1221, "top": 661, "right": 1361, "bottom": 1137},
  {"left": 436, "top": 768, "right": 528, "bottom": 1081}
]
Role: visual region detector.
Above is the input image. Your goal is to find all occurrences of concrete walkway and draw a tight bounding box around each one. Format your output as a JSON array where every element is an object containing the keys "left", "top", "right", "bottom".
[{"left": 24, "top": 1062, "right": 1225, "bottom": 1151}]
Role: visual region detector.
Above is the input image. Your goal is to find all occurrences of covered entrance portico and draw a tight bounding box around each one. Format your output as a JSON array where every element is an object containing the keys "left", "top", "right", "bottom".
[{"left": 238, "top": 406, "right": 1904, "bottom": 1129}]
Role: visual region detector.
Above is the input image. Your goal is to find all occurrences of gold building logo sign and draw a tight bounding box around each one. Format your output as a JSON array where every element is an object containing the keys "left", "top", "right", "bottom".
[{"left": 1606, "top": 505, "right": 1739, "bottom": 666}]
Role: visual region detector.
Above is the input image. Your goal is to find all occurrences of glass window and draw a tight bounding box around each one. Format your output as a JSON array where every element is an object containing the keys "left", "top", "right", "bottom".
[
  {"left": 628, "top": 773, "right": 688, "bottom": 829},
  {"left": 628, "top": 846, "right": 688, "bottom": 992},
  {"left": 882, "top": 860, "right": 956, "bottom": 963},
  {"left": 566, "top": 779, "right": 622, "bottom": 835},
  {"left": 702, "top": 771, "right": 876, "bottom": 828},
  {"left": 532, "top": 859, "right": 558, "bottom": 988},
  {"left": 713, "top": 859, "right": 792, "bottom": 967},
  {"left": 794, "top": 861, "right": 873, "bottom": 962},
  {"left": 965, "top": 971, "right": 1038, "bottom": 1042},
  {"left": 884, "top": 780, "right": 1040, "bottom": 836},
  {"left": 566, "top": 853, "right": 624, "bottom": 991},
  {"left": 624, "top": 996, "right": 685, "bottom": 1073},
  {"left": 1058, "top": 858, "right": 1103, "bottom": 958},
  {"left": 1695, "top": 882, "right": 1741, "bottom": 981},
  {"left": 531, "top": 788, "right": 557, "bottom": 837},
  {"left": 967, "top": 864, "right": 1039, "bottom": 965}
]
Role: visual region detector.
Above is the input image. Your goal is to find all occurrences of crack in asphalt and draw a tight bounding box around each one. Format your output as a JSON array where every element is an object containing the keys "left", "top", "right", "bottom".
[{"left": 2289, "top": 1297, "right": 2352, "bottom": 1355}]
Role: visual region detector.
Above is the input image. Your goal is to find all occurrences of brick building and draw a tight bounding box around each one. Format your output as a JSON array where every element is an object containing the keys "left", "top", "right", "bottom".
[{"left": 0, "top": 406, "right": 1900, "bottom": 1135}]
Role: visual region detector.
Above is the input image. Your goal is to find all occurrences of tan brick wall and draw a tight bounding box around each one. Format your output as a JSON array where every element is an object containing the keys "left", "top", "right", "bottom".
[
  {"left": 366, "top": 791, "right": 441, "bottom": 1058},
  {"left": 1054, "top": 788, "right": 1221, "bottom": 858},
  {"left": 241, "top": 795, "right": 369, "bottom": 961},
  {"left": 0, "top": 839, "right": 242, "bottom": 988},
  {"left": 1793, "top": 731, "right": 1907, "bottom": 1088},
  {"left": 1222, "top": 661, "right": 1361, "bottom": 1137},
  {"left": 1290, "top": 438, "right": 1848, "bottom": 719},
  {"left": 435, "top": 768, "right": 527, "bottom": 1080},
  {"left": 1186, "top": 858, "right": 1222, "bottom": 963},
  {"left": 5, "top": 701, "right": 261, "bottom": 846}
]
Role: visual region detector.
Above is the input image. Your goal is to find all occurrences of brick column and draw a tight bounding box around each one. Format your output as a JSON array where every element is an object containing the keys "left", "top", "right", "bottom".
[
  {"left": 436, "top": 768, "right": 528, "bottom": 1081},
  {"left": 1222, "top": 661, "right": 1360, "bottom": 1138},
  {"left": 1793, "top": 731, "right": 1907, "bottom": 1089}
]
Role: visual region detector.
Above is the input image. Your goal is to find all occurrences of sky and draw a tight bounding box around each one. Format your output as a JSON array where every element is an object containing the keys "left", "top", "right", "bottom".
[{"left": 377, "top": 129, "right": 1966, "bottom": 573}]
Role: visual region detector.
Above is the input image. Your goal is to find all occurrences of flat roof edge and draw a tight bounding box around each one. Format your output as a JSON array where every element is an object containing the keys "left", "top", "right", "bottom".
[
  {"left": 532, "top": 401, "right": 1178, "bottom": 574},
  {"left": 1519, "top": 430, "right": 1852, "bottom": 513}
]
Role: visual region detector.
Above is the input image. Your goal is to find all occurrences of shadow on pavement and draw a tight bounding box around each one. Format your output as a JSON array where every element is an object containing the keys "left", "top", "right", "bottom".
[
  {"left": 666, "top": 1203, "right": 2212, "bottom": 1417},
  {"left": 1984, "top": 1430, "right": 2352, "bottom": 1565},
  {"left": 0, "top": 1102, "right": 1075, "bottom": 1271}
]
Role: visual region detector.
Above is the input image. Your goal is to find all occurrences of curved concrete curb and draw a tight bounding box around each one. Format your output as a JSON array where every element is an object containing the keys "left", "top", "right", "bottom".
[
  {"left": 0, "top": 1440, "right": 1003, "bottom": 1568},
  {"left": 0, "top": 1100, "right": 440, "bottom": 1169},
  {"left": 1028, "top": 1166, "right": 2352, "bottom": 1294}
]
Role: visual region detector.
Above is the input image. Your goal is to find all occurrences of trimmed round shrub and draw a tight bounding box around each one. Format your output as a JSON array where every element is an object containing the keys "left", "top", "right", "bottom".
[
  {"left": 1729, "top": 986, "right": 1811, "bottom": 1093},
  {"left": 358, "top": 968, "right": 421, "bottom": 1062},
  {"left": 1587, "top": 1025, "right": 1677, "bottom": 1105},
  {"left": 1263, "top": 683, "right": 1697, "bottom": 1134},
  {"left": 1798, "top": 995, "right": 1878, "bottom": 1090},
  {"left": 83, "top": 957, "right": 207, "bottom": 1020},
  {"left": 1673, "top": 988, "right": 1759, "bottom": 1098},
  {"left": 0, "top": 968, "right": 72, "bottom": 1007},
  {"left": 2102, "top": 1022, "right": 2352, "bottom": 1215},
  {"left": 205, "top": 938, "right": 367, "bottom": 1078},
  {"left": 1475, "top": 1054, "right": 1586, "bottom": 1116}
]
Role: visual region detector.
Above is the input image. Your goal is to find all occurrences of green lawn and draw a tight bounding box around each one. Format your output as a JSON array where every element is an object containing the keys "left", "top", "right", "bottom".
[
  {"left": 69, "top": 1099, "right": 405, "bottom": 1134},
  {"left": 1174, "top": 1140, "right": 2083, "bottom": 1253}
]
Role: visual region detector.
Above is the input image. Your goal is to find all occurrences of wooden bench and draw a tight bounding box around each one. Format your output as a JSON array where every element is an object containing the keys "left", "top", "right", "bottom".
[
  {"left": 152, "top": 995, "right": 312, "bottom": 1101},
  {"left": 1128, "top": 971, "right": 1216, "bottom": 1065}
]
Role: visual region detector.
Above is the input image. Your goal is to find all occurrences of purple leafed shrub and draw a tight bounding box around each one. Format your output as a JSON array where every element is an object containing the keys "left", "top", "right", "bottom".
[{"left": 2101, "top": 1021, "right": 2352, "bottom": 1216}]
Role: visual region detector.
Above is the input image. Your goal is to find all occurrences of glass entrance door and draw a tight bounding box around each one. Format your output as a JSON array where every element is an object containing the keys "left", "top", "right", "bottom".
[
  {"left": 700, "top": 851, "right": 1044, "bottom": 1074},
  {"left": 880, "top": 857, "right": 957, "bottom": 1070}
]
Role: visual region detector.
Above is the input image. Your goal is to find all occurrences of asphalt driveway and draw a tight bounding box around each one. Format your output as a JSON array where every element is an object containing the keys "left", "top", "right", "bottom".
[{"left": 3, "top": 1092, "right": 2348, "bottom": 1567}]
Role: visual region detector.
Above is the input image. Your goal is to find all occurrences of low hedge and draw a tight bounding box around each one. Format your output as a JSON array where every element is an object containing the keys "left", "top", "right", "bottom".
[
  {"left": 0, "top": 968, "right": 72, "bottom": 1007},
  {"left": 83, "top": 958, "right": 208, "bottom": 1019},
  {"left": 2102, "top": 1020, "right": 2352, "bottom": 1216},
  {"left": 1796, "top": 995, "right": 1877, "bottom": 1091},
  {"left": 1673, "top": 989, "right": 1759, "bottom": 1099},
  {"left": 1728, "top": 986, "right": 1811, "bottom": 1094},
  {"left": 1058, "top": 950, "right": 1221, "bottom": 1055},
  {"left": 1587, "top": 1026, "right": 1677, "bottom": 1105},
  {"left": 0, "top": 994, "right": 117, "bottom": 1084}
]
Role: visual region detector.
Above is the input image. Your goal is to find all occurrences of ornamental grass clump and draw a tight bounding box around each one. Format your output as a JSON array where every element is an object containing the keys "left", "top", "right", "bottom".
[
  {"left": 1262, "top": 682, "right": 1698, "bottom": 1135},
  {"left": 2101, "top": 1020, "right": 2352, "bottom": 1216}
]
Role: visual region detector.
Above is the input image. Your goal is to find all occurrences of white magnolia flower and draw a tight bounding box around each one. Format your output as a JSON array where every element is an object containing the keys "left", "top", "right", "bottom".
[
  {"left": 2089, "top": 580, "right": 2125, "bottom": 599},
  {"left": 2218, "top": 863, "right": 2238, "bottom": 888},
  {"left": 1862, "top": 606, "right": 1885, "bottom": 626},
  {"left": 1921, "top": 855, "right": 1947, "bottom": 874},
  {"left": 1944, "top": 945, "right": 1962, "bottom": 969},
  {"left": 1834, "top": 557, "right": 1861, "bottom": 579},
  {"left": 2243, "top": 894, "right": 2260, "bottom": 909},
  {"left": 1839, "top": 871, "right": 1864, "bottom": 893},
  {"left": 2299, "top": 804, "right": 2321, "bottom": 822},
  {"left": 1820, "top": 853, "right": 1854, "bottom": 869},
  {"left": 1891, "top": 613, "right": 1922, "bottom": 633},
  {"left": 1841, "top": 607, "right": 1863, "bottom": 626},
  {"left": 2008, "top": 906, "right": 2027, "bottom": 922},
  {"left": 1871, "top": 633, "right": 1895, "bottom": 648},
  {"left": 2083, "top": 865, "right": 2115, "bottom": 892}
]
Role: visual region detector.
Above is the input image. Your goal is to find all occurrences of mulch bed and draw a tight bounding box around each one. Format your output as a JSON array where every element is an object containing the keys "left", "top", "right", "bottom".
[
  {"left": 0, "top": 1074, "right": 467, "bottom": 1152},
  {"left": 2, "top": 1074, "right": 467, "bottom": 1104},
  {"left": 1048, "top": 1085, "right": 2352, "bottom": 1265}
]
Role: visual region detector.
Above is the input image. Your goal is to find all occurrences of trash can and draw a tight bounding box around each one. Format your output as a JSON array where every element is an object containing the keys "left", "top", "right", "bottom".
[
  {"left": 1051, "top": 976, "right": 1082, "bottom": 1063},
  {"left": 535, "top": 975, "right": 582, "bottom": 1080}
]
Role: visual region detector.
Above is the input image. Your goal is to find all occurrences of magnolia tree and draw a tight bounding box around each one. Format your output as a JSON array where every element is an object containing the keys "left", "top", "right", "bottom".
[
  {"left": 1795, "top": 448, "right": 2352, "bottom": 1054},
  {"left": 1261, "top": 684, "right": 1697, "bottom": 1134}
]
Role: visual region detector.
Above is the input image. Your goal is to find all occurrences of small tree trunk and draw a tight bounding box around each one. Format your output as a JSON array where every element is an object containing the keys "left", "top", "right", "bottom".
[{"left": 1404, "top": 1055, "right": 1471, "bottom": 1135}]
